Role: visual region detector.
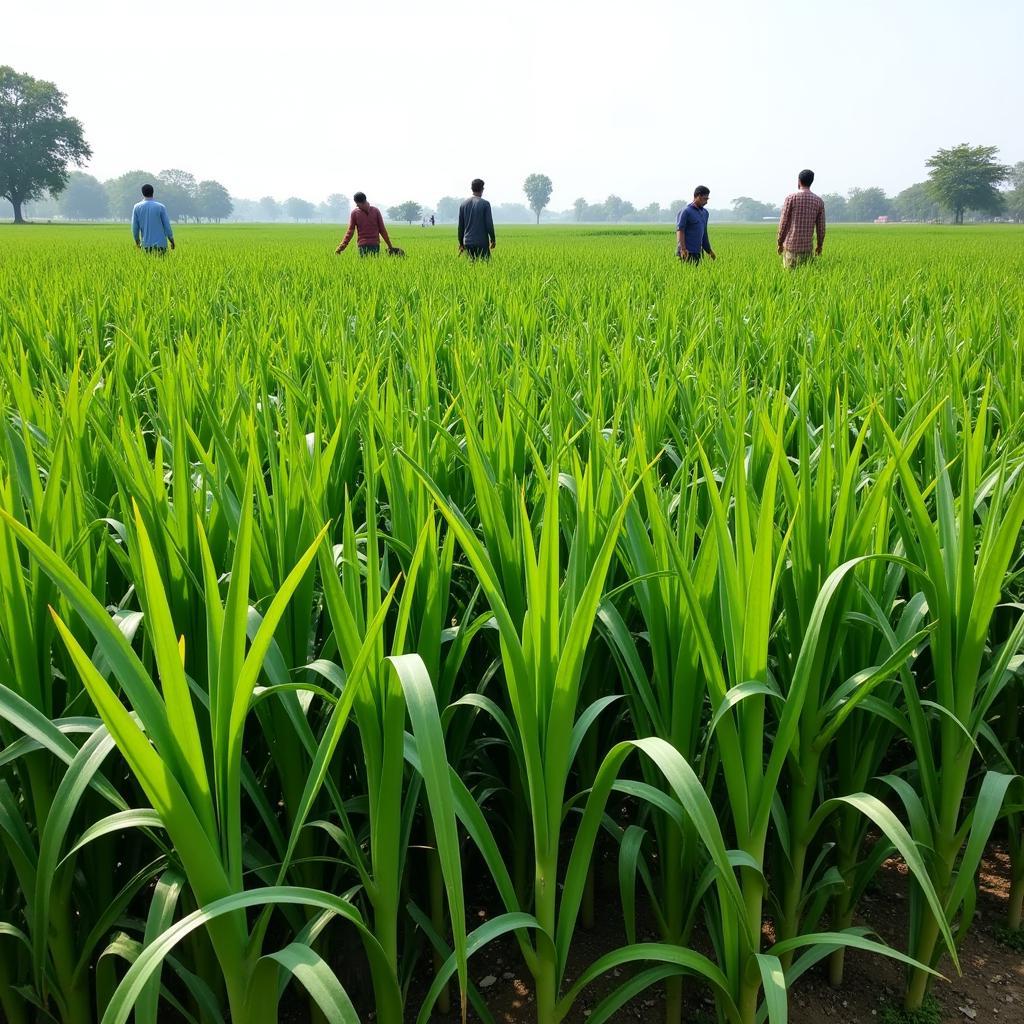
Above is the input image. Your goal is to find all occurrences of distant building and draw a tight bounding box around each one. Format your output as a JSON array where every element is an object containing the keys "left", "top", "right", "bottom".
[{"left": 875, "top": 216, "right": 890, "bottom": 223}]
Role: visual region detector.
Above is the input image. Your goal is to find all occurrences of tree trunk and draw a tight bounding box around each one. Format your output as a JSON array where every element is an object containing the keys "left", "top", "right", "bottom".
[
  {"left": 11, "top": 198, "right": 24, "bottom": 224},
  {"left": 536, "top": 210, "right": 541, "bottom": 225}
]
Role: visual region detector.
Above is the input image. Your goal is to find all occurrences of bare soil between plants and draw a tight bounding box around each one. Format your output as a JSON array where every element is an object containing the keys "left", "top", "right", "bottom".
[{"left": 406, "top": 844, "right": 1022, "bottom": 1024}]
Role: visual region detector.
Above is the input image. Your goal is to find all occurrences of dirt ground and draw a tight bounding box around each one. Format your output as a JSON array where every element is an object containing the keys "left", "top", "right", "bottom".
[{"left": 411, "top": 844, "right": 1023, "bottom": 1024}]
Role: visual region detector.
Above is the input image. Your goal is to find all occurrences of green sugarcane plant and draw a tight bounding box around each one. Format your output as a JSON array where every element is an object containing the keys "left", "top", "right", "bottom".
[
  {"left": 878, "top": 403, "right": 1024, "bottom": 1011},
  {"left": 648, "top": 398, "right": 957, "bottom": 1024},
  {"left": 0, "top": 476, "right": 416, "bottom": 1023},
  {"left": 409, "top": 446, "right": 639, "bottom": 1024}
]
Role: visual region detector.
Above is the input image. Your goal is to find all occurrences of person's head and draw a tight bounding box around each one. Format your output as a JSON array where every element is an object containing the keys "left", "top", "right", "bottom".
[
  {"left": 798, "top": 169, "right": 815, "bottom": 188},
  {"left": 471, "top": 178, "right": 485, "bottom": 196},
  {"left": 353, "top": 191, "right": 368, "bottom": 211},
  {"left": 693, "top": 185, "right": 710, "bottom": 209},
  {"left": 141, "top": 183, "right": 154, "bottom": 198}
]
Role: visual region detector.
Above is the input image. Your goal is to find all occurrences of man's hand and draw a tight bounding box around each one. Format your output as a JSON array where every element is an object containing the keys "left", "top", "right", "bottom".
[
  {"left": 708, "top": 250, "right": 716, "bottom": 260},
  {"left": 489, "top": 240, "right": 496, "bottom": 250},
  {"left": 458, "top": 244, "right": 465, "bottom": 254},
  {"left": 169, "top": 239, "right": 175, "bottom": 250},
  {"left": 815, "top": 247, "right": 823, "bottom": 256},
  {"left": 777, "top": 244, "right": 784, "bottom": 255},
  {"left": 335, "top": 243, "right": 346, "bottom": 254}
]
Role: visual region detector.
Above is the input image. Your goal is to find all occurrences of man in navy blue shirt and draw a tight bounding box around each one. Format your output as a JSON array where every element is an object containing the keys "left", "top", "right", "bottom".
[{"left": 676, "top": 186, "right": 715, "bottom": 263}]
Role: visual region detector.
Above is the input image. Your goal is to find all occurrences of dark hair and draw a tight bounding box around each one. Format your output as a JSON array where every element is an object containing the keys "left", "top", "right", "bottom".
[
  {"left": 798, "top": 169, "right": 815, "bottom": 187},
  {"left": 471, "top": 178, "right": 485, "bottom": 193},
  {"left": 141, "top": 183, "right": 154, "bottom": 198},
  {"left": 693, "top": 185, "right": 710, "bottom": 198},
  {"left": 353, "top": 191, "right": 367, "bottom": 203}
]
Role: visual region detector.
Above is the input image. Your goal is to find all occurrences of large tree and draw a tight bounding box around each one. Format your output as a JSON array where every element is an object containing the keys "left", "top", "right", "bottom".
[
  {"left": 259, "top": 195, "right": 281, "bottom": 221},
  {"left": 157, "top": 170, "right": 197, "bottom": 221},
  {"left": 195, "top": 179, "right": 233, "bottom": 222},
  {"left": 158, "top": 168, "right": 197, "bottom": 194},
  {"left": 387, "top": 200, "right": 422, "bottom": 224},
  {"left": 435, "top": 196, "right": 460, "bottom": 223},
  {"left": 284, "top": 196, "right": 316, "bottom": 221},
  {"left": 0, "top": 65, "right": 91, "bottom": 223},
  {"left": 926, "top": 143, "right": 1009, "bottom": 224},
  {"left": 602, "top": 195, "right": 633, "bottom": 222},
  {"left": 58, "top": 171, "right": 109, "bottom": 220},
  {"left": 523, "top": 173, "right": 553, "bottom": 224}
]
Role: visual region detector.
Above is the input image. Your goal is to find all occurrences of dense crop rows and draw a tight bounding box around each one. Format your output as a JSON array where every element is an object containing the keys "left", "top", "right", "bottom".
[{"left": 0, "top": 224, "right": 1022, "bottom": 1024}]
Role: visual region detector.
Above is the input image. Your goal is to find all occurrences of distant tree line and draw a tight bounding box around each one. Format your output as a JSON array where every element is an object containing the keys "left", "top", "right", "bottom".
[
  {"left": 3, "top": 65, "right": 1022, "bottom": 227},
  {"left": 2, "top": 169, "right": 234, "bottom": 222}
]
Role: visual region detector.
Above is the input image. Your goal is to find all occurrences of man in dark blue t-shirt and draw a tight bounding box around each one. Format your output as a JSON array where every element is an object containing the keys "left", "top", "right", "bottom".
[{"left": 676, "top": 185, "right": 716, "bottom": 263}]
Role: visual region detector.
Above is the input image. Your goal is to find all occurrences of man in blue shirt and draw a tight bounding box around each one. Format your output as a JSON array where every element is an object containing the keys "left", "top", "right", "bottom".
[
  {"left": 676, "top": 186, "right": 715, "bottom": 263},
  {"left": 131, "top": 183, "right": 175, "bottom": 253}
]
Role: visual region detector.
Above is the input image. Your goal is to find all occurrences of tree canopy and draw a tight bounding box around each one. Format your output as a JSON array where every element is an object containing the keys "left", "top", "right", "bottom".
[
  {"left": 1004, "top": 162, "right": 1024, "bottom": 223},
  {"left": 154, "top": 174, "right": 196, "bottom": 222},
  {"left": 820, "top": 193, "right": 848, "bottom": 222},
  {"left": 284, "top": 196, "right": 316, "bottom": 221},
  {"left": 58, "top": 172, "right": 109, "bottom": 220},
  {"left": 845, "top": 186, "right": 892, "bottom": 222},
  {"left": 523, "top": 173, "right": 553, "bottom": 224},
  {"left": 893, "top": 183, "right": 941, "bottom": 223},
  {"left": 926, "top": 143, "right": 1009, "bottom": 224},
  {"left": 259, "top": 196, "right": 281, "bottom": 221},
  {"left": 104, "top": 170, "right": 158, "bottom": 220},
  {"left": 195, "top": 180, "right": 233, "bottom": 222},
  {"left": 320, "top": 194, "right": 348, "bottom": 221},
  {"left": 435, "top": 196, "right": 460, "bottom": 223},
  {"left": 388, "top": 201, "right": 422, "bottom": 224},
  {"left": 731, "top": 196, "right": 780, "bottom": 222},
  {"left": 0, "top": 65, "right": 91, "bottom": 223}
]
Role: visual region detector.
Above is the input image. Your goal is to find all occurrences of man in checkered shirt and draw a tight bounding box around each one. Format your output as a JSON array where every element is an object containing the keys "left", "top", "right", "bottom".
[{"left": 777, "top": 169, "right": 825, "bottom": 268}]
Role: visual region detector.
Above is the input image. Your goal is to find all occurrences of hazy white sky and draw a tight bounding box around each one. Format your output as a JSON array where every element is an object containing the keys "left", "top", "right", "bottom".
[{"left": 6, "top": 0, "right": 1022, "bottom": 209}]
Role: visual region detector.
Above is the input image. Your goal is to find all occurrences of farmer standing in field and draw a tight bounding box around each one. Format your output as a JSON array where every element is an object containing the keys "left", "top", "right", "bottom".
[
  {"left": 335, "top": 192, "right": 396, "bottom": 256},
  {"left": 458, "top": 179, "right": 496, "bottom": 260},
  {"left": 677, "top": 186, "right": 715, "bottom": 263},
  {"left": 777, "top": 169, "right": 825, "bottom": 268},
  {"left": 132, "top": 184, "right": 175, "bottom": 253}
]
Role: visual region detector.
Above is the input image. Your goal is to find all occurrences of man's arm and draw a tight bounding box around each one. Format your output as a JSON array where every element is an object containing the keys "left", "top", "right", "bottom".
[
  {"left": 377, "top": 209, "right": 393, "bottom": 250},
  {"left": 486, "top": 202, "right": 495, "bottom": 248},
  {"left": 132, "top": 207, "right": 141, "bottom": 246},
  {"left": 336, "top": 211, "right": 357, "bottom": 253},
  {"left": 702, "top": 216, "right": 714, "bottom": 257},
  {"left": 777, "top": 196, "right": 792, "bottom": 253},
  {"left": 161, "top": 207, "right": 175, "bottom": 249},
  {"left": 457, "top": 204, "right": 465, "bottom": 249},
  {"left": 815, "top": 202, "right": 826, "bottom": 254}
]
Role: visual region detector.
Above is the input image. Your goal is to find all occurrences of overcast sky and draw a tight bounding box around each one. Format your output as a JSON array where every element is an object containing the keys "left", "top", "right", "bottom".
[{"left": 6, "top": 0, "right": 1022, "bottom": 209}]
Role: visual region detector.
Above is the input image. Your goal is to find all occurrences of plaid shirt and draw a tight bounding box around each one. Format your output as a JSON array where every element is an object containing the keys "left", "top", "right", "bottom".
[{"left": 777, "top": 190, "right": 826, "bottom": 253}]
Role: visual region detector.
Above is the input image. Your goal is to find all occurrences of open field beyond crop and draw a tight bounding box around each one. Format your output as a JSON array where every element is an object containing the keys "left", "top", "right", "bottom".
[{"left": 0, "top": 224, "right": 1022, "bottom": 1024}]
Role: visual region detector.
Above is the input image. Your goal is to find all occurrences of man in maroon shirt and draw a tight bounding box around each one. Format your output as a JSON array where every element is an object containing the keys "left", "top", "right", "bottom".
[
  {"left": 335, "top": 192, "right": 396, "bottom": 256},
  {"left": 777, "top": 169, "right": 826, "bottom": 268}
]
